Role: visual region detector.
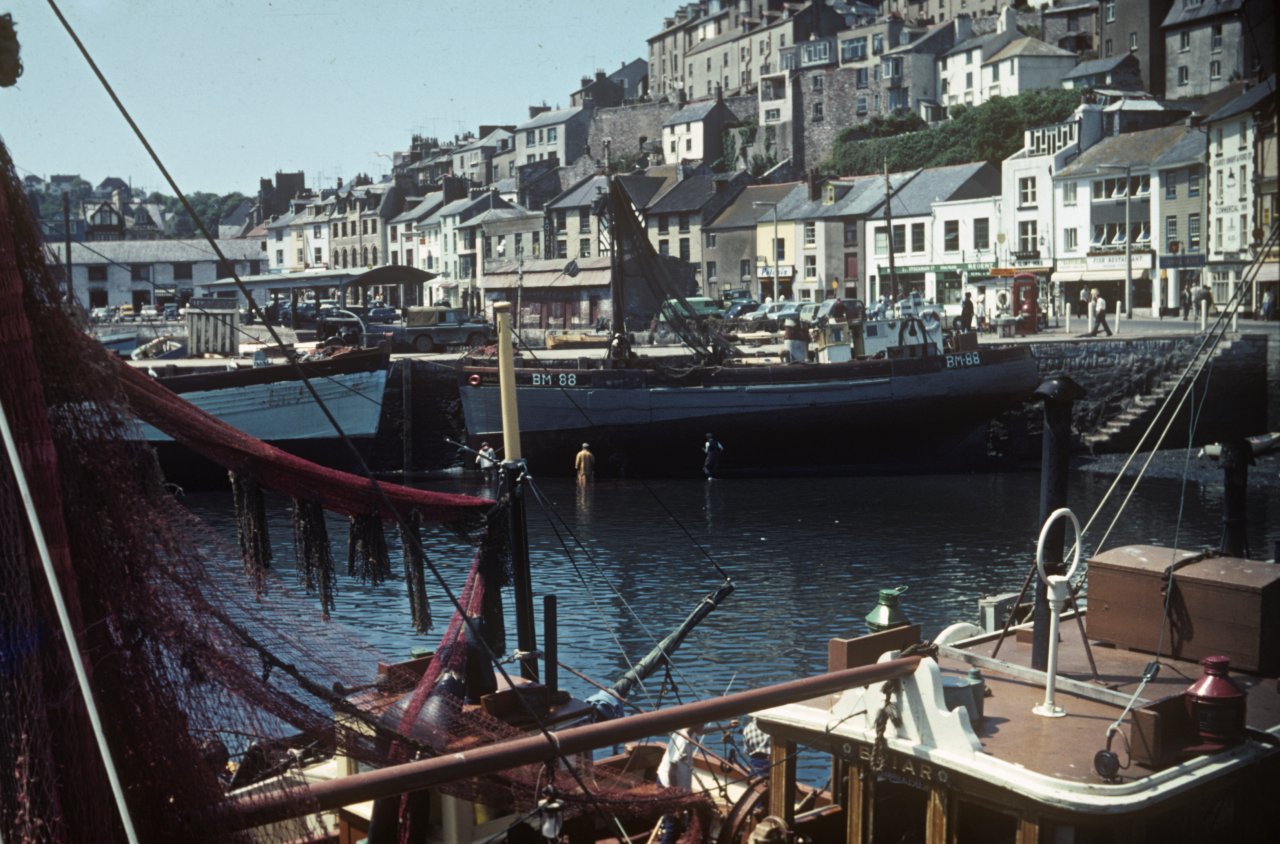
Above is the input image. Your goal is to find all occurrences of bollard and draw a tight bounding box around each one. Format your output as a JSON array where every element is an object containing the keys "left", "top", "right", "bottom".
[
  {"left": 1200, "top": 299, "right": 1208, "bottom": 331},
  {"left": 1114, "top": 299, "right": 1122, "bottom": 335}
]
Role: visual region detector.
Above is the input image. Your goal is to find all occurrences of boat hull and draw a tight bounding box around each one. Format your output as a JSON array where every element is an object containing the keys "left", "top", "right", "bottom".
[
  {"left": 459, "top": 347, "right": 1038, "bottom": 477},
  {"left": 132, "top": 349, "right": 389, "bottom": 485}
]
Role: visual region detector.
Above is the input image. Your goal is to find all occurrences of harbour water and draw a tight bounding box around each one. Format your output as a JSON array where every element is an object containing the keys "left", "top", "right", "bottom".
[{"left": 183, "top": 467, "right": 1276, "bottom": 779}]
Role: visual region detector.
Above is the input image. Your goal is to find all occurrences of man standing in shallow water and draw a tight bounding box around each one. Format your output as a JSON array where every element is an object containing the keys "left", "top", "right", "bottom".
[{"left": 575, "top": 443, "right": 595, "bottom": 482}]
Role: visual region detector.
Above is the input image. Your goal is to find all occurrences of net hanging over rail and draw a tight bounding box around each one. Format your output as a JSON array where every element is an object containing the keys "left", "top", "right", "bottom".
[{"left": 0, "top": 138, "right": 714, "bottom": 844}]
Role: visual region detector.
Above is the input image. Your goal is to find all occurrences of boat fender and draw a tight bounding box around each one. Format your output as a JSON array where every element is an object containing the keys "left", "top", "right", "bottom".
[{"left": 468, "top": 373, "right": 481, "bottom": 387}]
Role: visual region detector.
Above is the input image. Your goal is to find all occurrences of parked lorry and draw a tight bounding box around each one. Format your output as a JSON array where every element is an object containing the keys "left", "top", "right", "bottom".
[{"left": 389, "top": 307, "right": 496, "bottom": 353}]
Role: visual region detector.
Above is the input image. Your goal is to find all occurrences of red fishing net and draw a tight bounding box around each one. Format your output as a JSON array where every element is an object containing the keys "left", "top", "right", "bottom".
[{"left": 0, "top": 140, "right": 717, "bottom": 843}]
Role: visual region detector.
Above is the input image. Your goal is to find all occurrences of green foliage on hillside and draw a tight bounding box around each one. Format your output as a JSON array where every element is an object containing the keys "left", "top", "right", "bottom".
[
  {"left": 149, "top": 191, "right": 248, "bottom": 236},
  {"left": 822, "top": 89, "right": 1084, "bottom": 176}
]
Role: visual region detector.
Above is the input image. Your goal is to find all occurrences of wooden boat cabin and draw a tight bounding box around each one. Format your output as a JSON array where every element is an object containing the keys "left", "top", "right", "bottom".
[{"left": 749, "top": 544, "right": 1280, "bottom": 843}]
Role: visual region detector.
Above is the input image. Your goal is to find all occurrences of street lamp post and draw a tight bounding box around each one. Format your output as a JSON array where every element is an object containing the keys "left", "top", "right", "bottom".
[
  {"left": 1099, "top": 164, "right": 1133, "bottom": 317},
  {"left": 753, "top": 201, "right": 781, "bottom": 302}
]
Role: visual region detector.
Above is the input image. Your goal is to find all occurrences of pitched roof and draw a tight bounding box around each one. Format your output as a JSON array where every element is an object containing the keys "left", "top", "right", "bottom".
[
  {"left": 1204, "top": 76, "right": 1277, "bottom": 124},
  {"left": 985, "top": 36, "right": 1075, "bottom": 64},
  {"left": 704, "top": 183, "right": 804, "bottom": 230},
  {"left": 1162, "top": 0, "right": 1245, "bottom": 29},
  {"left": 943, "top": 31, "right": 1004, "bottom": 60},
  {"left": 866, "top": 163, "right": 997, "bottom": 219},
  {"left": 390, "top": 193, "right": 445, "bottom": 225},
  {"left": 662, "top": 100, "right": 727, "bottom": 127},
  {"left": 51, "top": 239, "right": 265, "bottom": 265},
  {"left": 618, "top": 173, "right": 670, "bottom": 209},
  {"left": 1056, "top": 124, "right": 1189, "bottom": 178},
  {"left": 517, "top": 106, "right": 584, "bottom": 131},
  {"left": 1064, "top": 53, "right": 1136, "bottom": 79},
  {"left": 547, "top": 174, "right": 609, "bottom": 210},
  {"left": 1152, "top": 125, "right": 1208, "bottom": 168},
  {"left": 647, "top": 173, "right": 741, "bottom": 214}
]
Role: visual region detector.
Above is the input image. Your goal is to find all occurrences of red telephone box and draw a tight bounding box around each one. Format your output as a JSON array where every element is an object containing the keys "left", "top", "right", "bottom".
[{"left": 1013, "top": 273, "right": 1039, "bottom": 335}]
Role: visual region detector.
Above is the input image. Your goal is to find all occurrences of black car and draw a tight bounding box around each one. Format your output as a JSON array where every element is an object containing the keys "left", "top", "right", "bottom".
[{"left": 723, "top": 300, "right": 761, "bottom": 320}]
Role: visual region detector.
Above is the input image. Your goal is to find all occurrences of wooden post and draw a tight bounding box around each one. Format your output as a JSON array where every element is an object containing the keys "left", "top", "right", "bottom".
[
  {"left": 768, "top": 739, "right": 797, "bottom": 825},
  {"left": 844, "top": 759, "right": 866, "bottom": 844},
  {"left": 925, "top": 784, "right": 948, "bottom": 844},
  {"left": 1017, "top": 814, "right": 1039, "bottom": 844},
  {"left": 400, "top": 360, "right": 412, "bottom": 475}
]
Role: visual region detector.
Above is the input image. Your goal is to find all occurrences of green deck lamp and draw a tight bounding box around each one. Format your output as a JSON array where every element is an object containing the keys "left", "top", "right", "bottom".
[{"left": 865, "top": 586, "right": 910, "bottom": 633}]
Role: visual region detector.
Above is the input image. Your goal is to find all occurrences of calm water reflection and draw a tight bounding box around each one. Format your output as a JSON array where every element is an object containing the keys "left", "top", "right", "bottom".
[{"left": 183, "top": 469, "right": 1275, "bottom": 778}]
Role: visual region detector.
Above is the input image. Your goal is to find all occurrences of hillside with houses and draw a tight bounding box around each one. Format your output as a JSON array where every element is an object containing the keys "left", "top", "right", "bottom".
[{"left": 30, "top": 0, "right": 1277, "bottom": 322}]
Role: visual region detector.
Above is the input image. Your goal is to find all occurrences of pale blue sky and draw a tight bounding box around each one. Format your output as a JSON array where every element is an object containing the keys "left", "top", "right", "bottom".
[{"left": 1, "top": 0, "right": 650, "bottom": 195}]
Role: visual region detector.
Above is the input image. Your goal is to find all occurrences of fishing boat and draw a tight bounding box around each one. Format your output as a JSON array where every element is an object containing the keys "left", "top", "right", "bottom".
[
  {"left": 129, "top": 345, "right": 390, "bottom": 484},
  {"left": 459, "top": 179, "right": 1038, "bottom": 477}
]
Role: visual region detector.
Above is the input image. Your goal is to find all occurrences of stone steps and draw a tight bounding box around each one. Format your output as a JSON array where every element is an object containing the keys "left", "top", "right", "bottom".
[{"left": 1082, "top": 339, "right": 1236, "bottom": 453}]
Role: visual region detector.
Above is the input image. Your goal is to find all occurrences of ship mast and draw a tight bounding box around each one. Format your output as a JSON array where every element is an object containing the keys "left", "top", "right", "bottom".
[
  {"left": 884, "top": 158, "right": 899, "bottom": 302},
  {"left": 606, "top": 140, "right": 629, "bottom": 365}
]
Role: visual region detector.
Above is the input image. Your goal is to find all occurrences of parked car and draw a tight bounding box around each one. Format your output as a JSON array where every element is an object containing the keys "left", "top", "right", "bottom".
[
  {"left": 89, "top": 306, "right": 111, "bottom": 322},
  {"left": 162, "top": 304, "right": 180, "bottom": 321},
  {"left": 743, "top": 301, "right": 798, "bottom": 332},
  {"left": 116, "top": 304, "right": 135, "bottom": 322},
  {"left": 658, "top": 296, "right": 723, "bottom": 322},
  {"left": 139, "top": 305, "right": 159, "bottom": 320},
  {"left": 814, "top": 298, "right": 865, "bottom": 323},
  {"left": 723, "top": 299, "right": 760, "bottom": 320}
]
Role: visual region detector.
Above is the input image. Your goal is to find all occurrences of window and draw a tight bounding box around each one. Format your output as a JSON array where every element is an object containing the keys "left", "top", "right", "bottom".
[
  {"left": 812, "top": 102, "right": 824, "bottom": 121},
  {"left": 1019, "top": 177, "right": 1037, "bottom": 206},
  {"left": 740, "top": 258, "right": 752, "bottom": 280},
  {"left": 1179, "top": 31, "right": 1190, "bottom": 51},
  {"left": 965, "top": 71, "right": 973, "bottom": 90},
  {"left": 1178, "top": 66, "right": 1189, "bottom": 86},
  {"left": 275, "top": 249, "right": 284, "bottom": 265},
  {"left": 1065, "top": 227, "right": 1078, "bottom": 251},
  {"left": 942, "top": 220, "right": 958, "bottom": 252},
  {"left": 1064, "top": 182, "right": 1078, "bottom": 205},
  {"left": 131, "top": 264, "right": 150, "bottom": 282},
  {"left": 1239, "top": 120, "right": 1248, "bottom": 149},
  {"left": 1104, "top": 1, "right": 1116, "bottom": 22},
  {"left": 274, "top": 229, "right": 284, "bottom": 242},
  {"left": 390, "top": 226, "right": 398, "bottom": 242},
  {"left": 1165, "top": 215, "right": 1178, "bottom": 249},
  {"left": 526, "top": 130, "right": 535, "bottom": 145},
  {"left": 991, "top": 62, "right": 1000, "bottom": 82},
  {"left": 804, "top": 254, "right": 816, "bottom": 279},
  {"left": 1239, "top": 165, "right": 1247, "bottom": 201},
  {"left": 679, "top": 238, "right": 690, "bottom": 261},
  {"left": 172, "top": 262, "right": 193, "bottom": 281},
  {"left": 1188, "top": 213, "right": 1201, "bottom": 250},
  {"left": 1210, "top": 60, "right": 1221, "bottom": 80},
  {"left": 1211, "top": 24, "right": 1223, "bottom": 51},
  {"left": 554, "top": 211, "right": 567, "bottom": 232},
  {"left": 579, "top": 208, "right": 590, "bottom": 233},
  {"left": 804, "top": 221, "right": 816, "bottom": 246},
  {"left": 1129, "top": 32, "right": 1138, "bottom": 52},
  {"left": 1215, "top": 216, "right": 1223, "bottom": 247},
  {"left": 1215, "top": 126, "right": 1224, "bottom": 153},
  {"left": 843, "top": 221, "right": 858, "bottom": 246},
  {"left": 974, "top": 218, "right": 990, "bottom": 250},
  {"left": 775, "top": 237, "right": 785, "bottom": 261},
  {"left": 1104, "top": 39, "right": 1113, "bottom": 57},
  {"left": 1165, "top": 171, "right": 1178, "bottom": 199},
  {"left": 872, "top": 33, "right": 884, "bottom": 54},
  {"left": 314, "top": 247, "right": 322, "bottom": 264},
  {"left": 296, "top": 247, "right": 305, "bottom": 264},
  {"left": 1189, "top": 171, "right": 1201, "bottom": 197},
  {"left": 579, "top": 238, "right": 591, "bottom": 258},
  {"left": 841, "top": 37, "right": 867, "bottom": 62},
  {"left": 707, "top": 260, "right": 717, "bottom": 281},
  {"left": 1018, "top": 220, "right": 1038, "bottom": 254},
  {"left": 1217, "top": 169, "right": 1224, "bottom": 201},
  {"left": 658, "top": 239, "right": 669, "bottom": 256},
  {"left": 88, "top": 265, "right": 108, "bottom": 282},
  {"left": 855, "top": 96, "right": 868, "bottom": 116},
  {"left": 685, "top": 138, "right": 693, "bottom": 152},
  {"left": 874, "top": 226, "right": 888, "bottom": 255},
  {"left": 812, "top": 76, "right": 823, "bottom": 93},
  {"left": 801, "top": 41, "right": 830, "bottom": 64}
]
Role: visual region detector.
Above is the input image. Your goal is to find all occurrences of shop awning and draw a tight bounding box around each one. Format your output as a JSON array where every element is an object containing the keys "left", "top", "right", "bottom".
[{"left": 1052, "top": 269, "right": 1150, "bottom": 284}]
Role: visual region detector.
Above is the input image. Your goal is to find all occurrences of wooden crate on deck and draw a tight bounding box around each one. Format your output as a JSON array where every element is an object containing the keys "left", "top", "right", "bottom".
[{"left": 1086, "top": 545, "right": 1280, "bottom": 675}]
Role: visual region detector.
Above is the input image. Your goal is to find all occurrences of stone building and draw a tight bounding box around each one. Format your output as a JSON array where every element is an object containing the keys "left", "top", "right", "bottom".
[
  {"left": 1098, "top": 0, "right": 1173, "bottom": 97},
  {"left": 1161, "top": 0, "right": 1273, "bottom": 100}
]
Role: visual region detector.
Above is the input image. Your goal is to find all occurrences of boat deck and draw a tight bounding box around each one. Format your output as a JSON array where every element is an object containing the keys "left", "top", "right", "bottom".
[{"left": 938, "top": 624, "right": 1280, "bottom": 784}]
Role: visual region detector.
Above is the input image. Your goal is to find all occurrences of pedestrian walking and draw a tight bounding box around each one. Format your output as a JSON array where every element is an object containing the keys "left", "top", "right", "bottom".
[
  {"left": 960, "top": 292, "right": 974, "bottom": 332},
  {"left": 575, "top": 442, "right": 595, "bottom": 482},
  {"left": 1089, "top": 288, "right": 1112, "bottom": 337},
  {"left": 703, "top": 433, "right": 724, "bottom": 480},
  {"left": 1180, "top": 285, "right": 1192, "bottom": 320},
  {"left": 1263, "top": 288, "right": 1275, "bottom": 321}
]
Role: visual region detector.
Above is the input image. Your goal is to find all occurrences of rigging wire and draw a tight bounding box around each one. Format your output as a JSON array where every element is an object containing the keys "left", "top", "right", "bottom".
[
  {"left": 44, "top": 1, "right": 638, "bottom": 828},
  {"left": 1062, "top": 224, "right": 1275, "bottom": 563}
]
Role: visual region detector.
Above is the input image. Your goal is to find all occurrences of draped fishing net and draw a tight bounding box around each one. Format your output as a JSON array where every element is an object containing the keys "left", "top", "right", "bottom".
[{"left": 0, "top": 140, "right": 715, "bottom": 843}]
